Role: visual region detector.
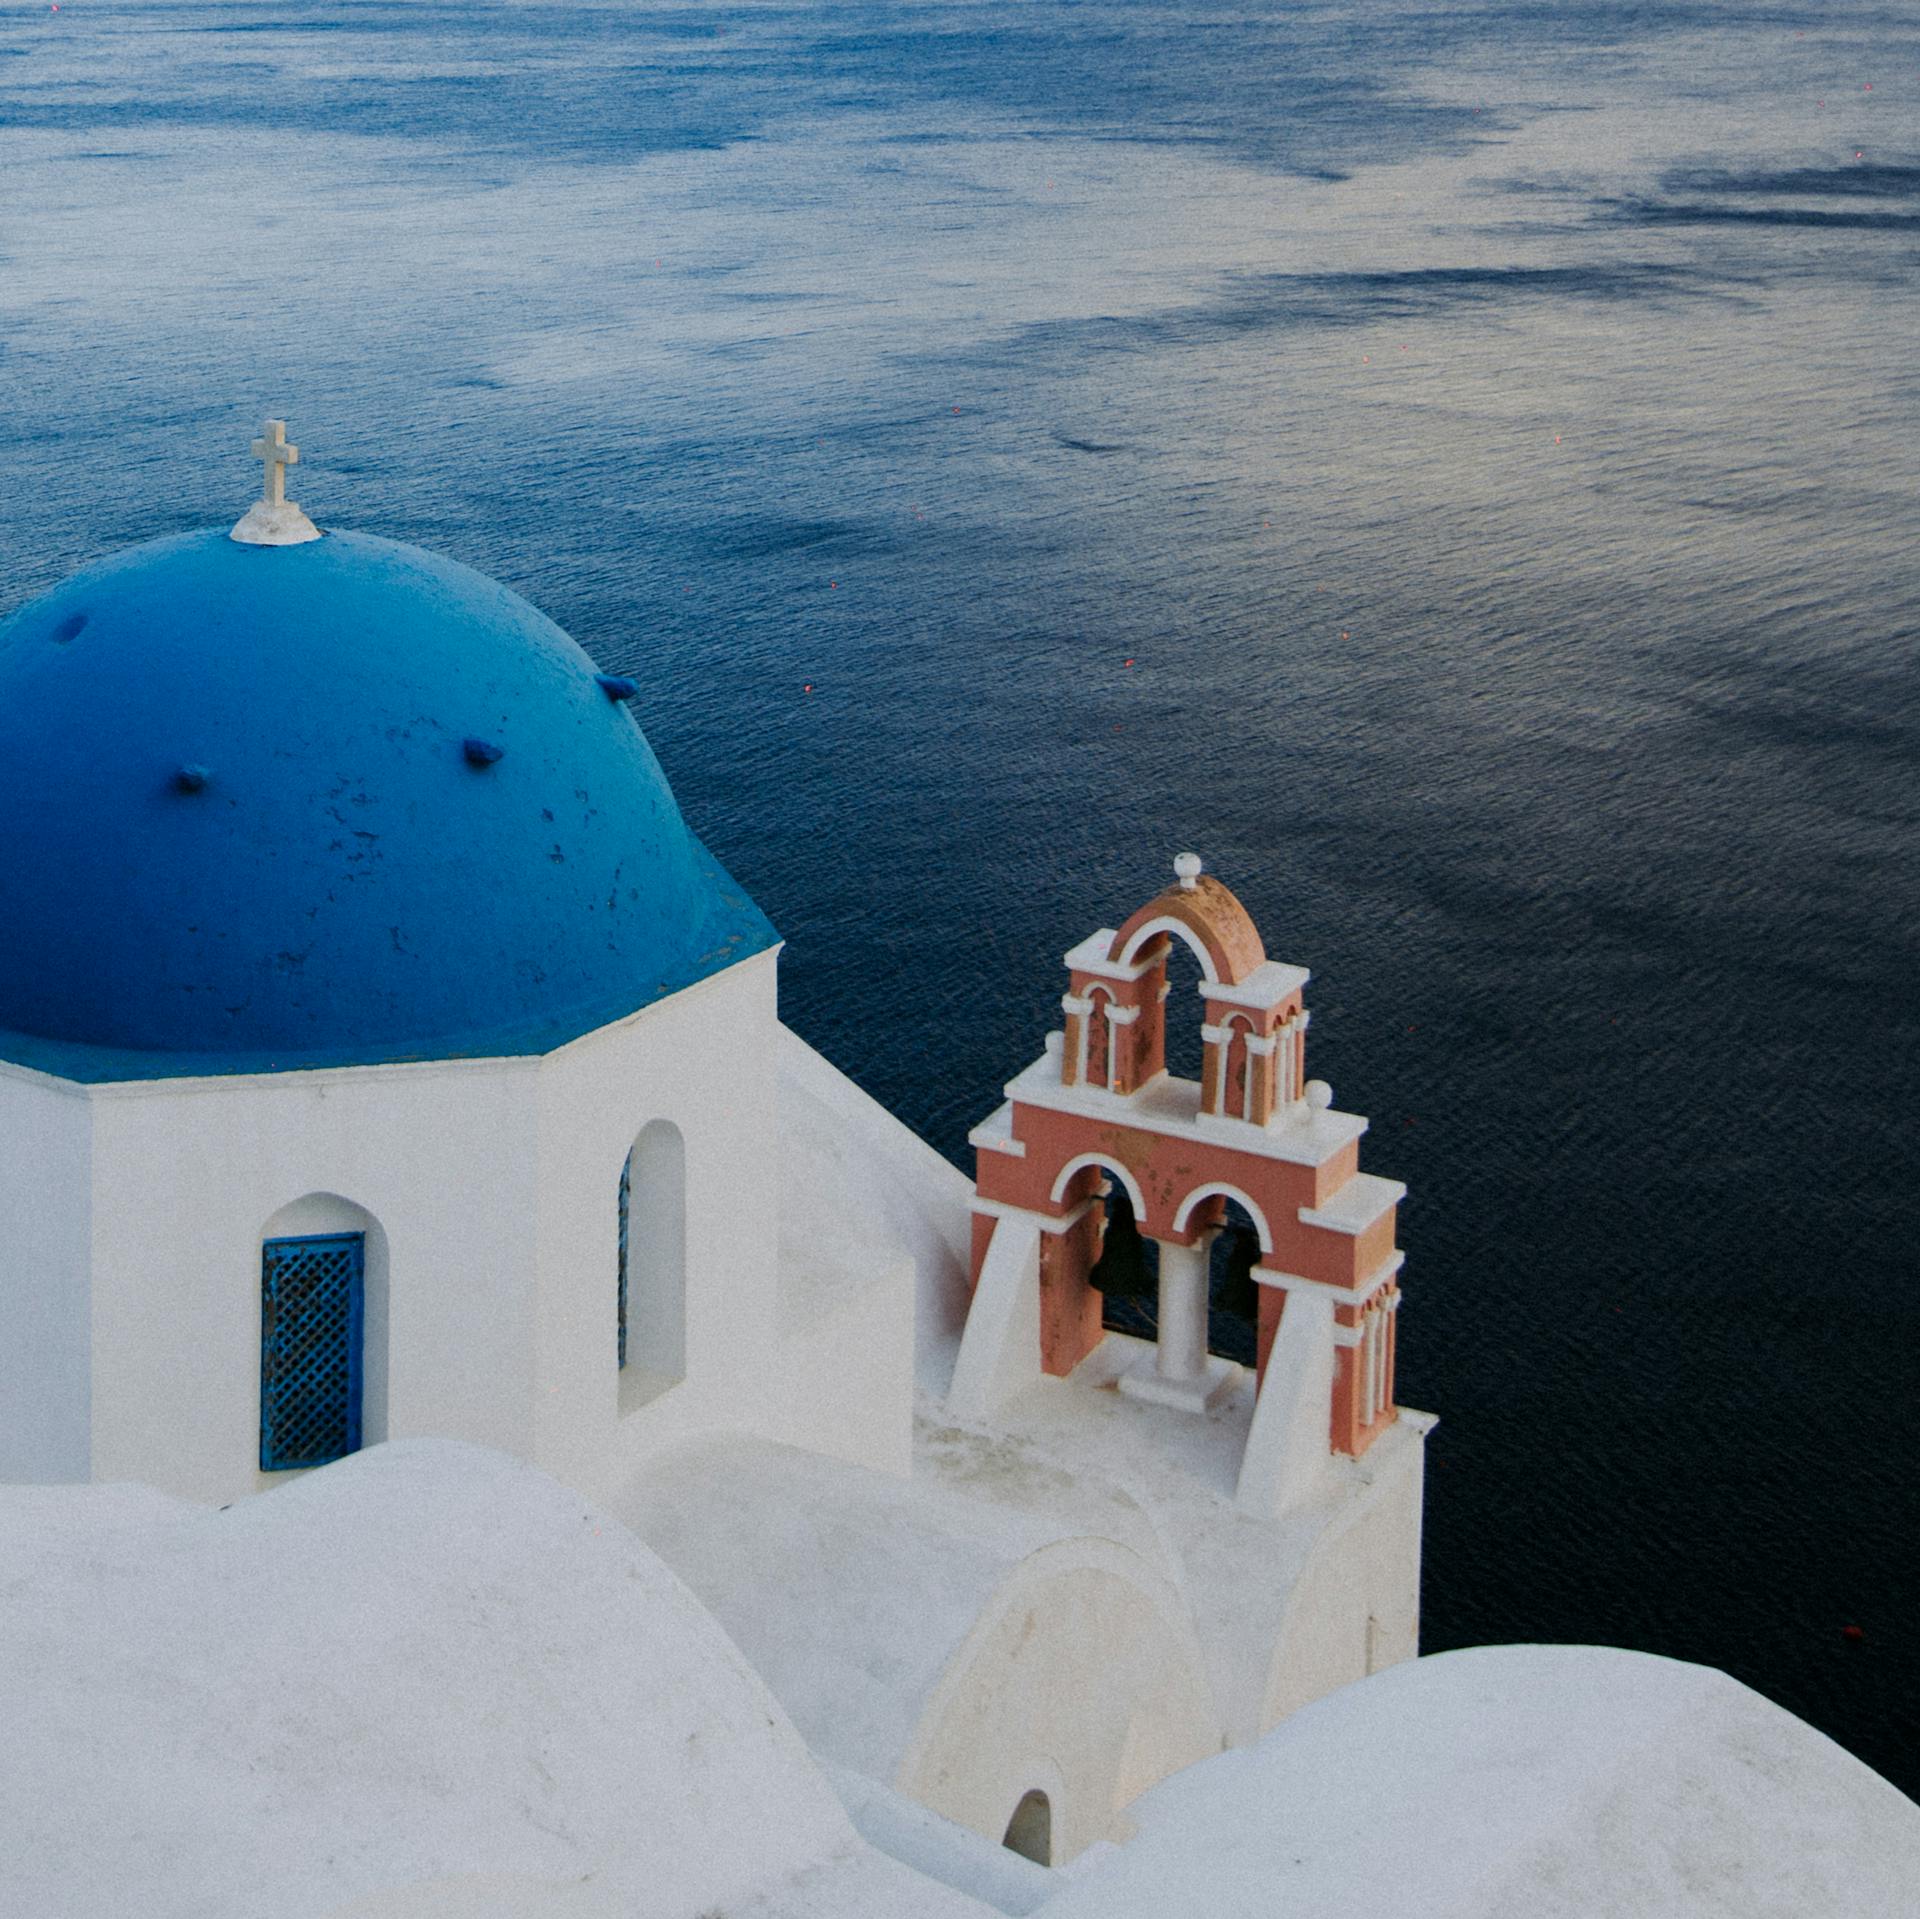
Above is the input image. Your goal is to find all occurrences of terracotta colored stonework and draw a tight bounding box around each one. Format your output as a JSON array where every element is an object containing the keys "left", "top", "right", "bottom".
[
  {"left": 1038, "top": 1208, "right": 1105, "bottom": 1377},
  {"left": 968, "top": 862, "right": 1404, "bottom": 1452},
  {"left": 1109, "top": 876, "right": 1267, "bottom": 985}
]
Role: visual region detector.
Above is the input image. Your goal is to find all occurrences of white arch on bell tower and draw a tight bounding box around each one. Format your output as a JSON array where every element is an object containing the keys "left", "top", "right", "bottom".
[
  {"left": 1170, "top": 1182, "right": 1275, "bottom": 1253},
  {"left": 1115, "top": 915, "right": 1223, "bottom": 984},
  {"left": 1049, "top": 1153, "right": 1149, "bottom": 1221}
]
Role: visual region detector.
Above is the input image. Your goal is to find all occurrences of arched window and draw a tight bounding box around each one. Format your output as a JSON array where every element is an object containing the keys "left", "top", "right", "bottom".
[
  {"left": 259, "top": 1193, "right": 387, "bottom": 1473},
  {"left": 1003, "top": 1789, "right": 1052, "bottom": 1865},
  {"left": 618, "top": 1120, "right": 686, "bottom": 1411}
]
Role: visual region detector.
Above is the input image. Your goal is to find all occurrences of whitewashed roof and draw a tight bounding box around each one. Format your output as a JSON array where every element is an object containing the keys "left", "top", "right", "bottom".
[{"left": 0, "top": 1440, "right": 988, "bottom": 1919}]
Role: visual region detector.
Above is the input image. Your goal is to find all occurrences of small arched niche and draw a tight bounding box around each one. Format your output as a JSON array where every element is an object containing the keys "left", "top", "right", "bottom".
[
  {"left": 257, "top": 1192, "right": 391, "bottom": 1470},
  {"left": 618, "top": 1119, "right": 686, "bottom": 1414},
  {"left": 1002, "top": 1788, "right": 1052, "bottom": 1866},
  {"left": 1083, "top": 985, "right": 1115, "bottom": 1089}
]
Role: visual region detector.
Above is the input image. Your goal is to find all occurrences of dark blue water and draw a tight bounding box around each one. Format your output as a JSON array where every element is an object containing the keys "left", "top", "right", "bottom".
[{"left": 3, "top": 0, "right": 1916, "bottom": 1796}]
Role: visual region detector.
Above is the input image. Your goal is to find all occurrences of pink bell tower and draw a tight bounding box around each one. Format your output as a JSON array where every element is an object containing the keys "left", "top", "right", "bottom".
[{"left": 959, "top": 857, "right": 1406, "bottom": 1484}]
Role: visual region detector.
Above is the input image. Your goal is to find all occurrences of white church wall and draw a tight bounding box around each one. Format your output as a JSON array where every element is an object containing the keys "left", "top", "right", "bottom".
[
  {"left": 897, "top": 1535, "right": 1220, "bottom": 1863},
  {"left": 1256, "top": 1412, "right": 1430, "bottom": 1739},
  {"left": 770, "top": 1032, "right": 927, "bottom": 1478},
  {"left": 767, "top": 1250, "right": 916, "bottom": 1478},
  {"left": 1234, "top": 1283, "right": 1337, "bottom": 1521},
  {"left": 84, "top": 1055, "right": 540, "bottom": 1505},
  {"left": 527, "top": 950, "right": 792, "bottom": 1502},
  {"left": 0, "top": 1065, "right": 93, "bottom": 1482},
  {"left": 775, "top": 1026, "right": 975, "bottom": 1388},
  {"left": 619, "top": 1119, "right": 687, "bottom": 1411},
  {"left": 35, "top": 940, "right": 930, "bottom": 1512},
  {"left": 1036, "top": 1642, "right": 1920, "bottom": 1919}
]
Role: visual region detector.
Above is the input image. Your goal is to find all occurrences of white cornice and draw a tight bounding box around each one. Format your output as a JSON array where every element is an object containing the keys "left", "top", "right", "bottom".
[
  {"left": 1255, "top": 1250, "right": 1405, "bottom": 1309},
  {"left": 1005, "top": 1051, "right": 1365, "bottom": 1170},
  {"left": 1298, "top": 1172, "right": 1405, "bottom": 1237},
  {"left": 1061, "top": 930, "right": 1160, "bottom": 983}
]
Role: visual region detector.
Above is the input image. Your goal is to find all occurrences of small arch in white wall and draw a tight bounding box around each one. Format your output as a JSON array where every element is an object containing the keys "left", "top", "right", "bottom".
[
  {"left": 619, "top": 1120, "right": 686, "bottom": 1415},
  {"left": 257, "top": 1193, "right": 391, "bottom": 1462},
  {"left": 1002, "top": 1789, "right": 1052, "bottom": 1865}
]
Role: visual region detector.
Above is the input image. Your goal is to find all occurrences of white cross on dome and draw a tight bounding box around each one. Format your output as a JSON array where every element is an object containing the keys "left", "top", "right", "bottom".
[
  {"left": 251, "top": 420, "right": 299, "bottom": 506},
  {"left": 231, "top": 416, "right": 321, "bottom": 547}
]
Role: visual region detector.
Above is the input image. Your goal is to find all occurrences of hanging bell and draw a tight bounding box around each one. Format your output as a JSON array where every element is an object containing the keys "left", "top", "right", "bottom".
[
  {"left": 1216, "top": 1223, "right": 1262, "bottom": 1321},
  {"left": 1089, "top": 1189, "right": 1155, "bottom": 1302}
]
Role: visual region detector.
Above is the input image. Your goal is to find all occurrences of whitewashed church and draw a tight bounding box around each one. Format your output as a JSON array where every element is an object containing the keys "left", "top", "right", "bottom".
[{"left": 2, "top": 429, "right": 1912, "bottom": 1919}]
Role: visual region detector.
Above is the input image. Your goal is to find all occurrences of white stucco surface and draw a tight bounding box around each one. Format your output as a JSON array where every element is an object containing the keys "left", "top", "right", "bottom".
[
  {"left": 2, "top": 915, "right": 1429, "bottom": 1885},
  {"left": 0, "top": 1064, "right": 92, "bottom": 1481},
  {"left": 775, "top": 1025, "right": 975, "bottom": 1385},
  {"left": 0, "top": 949, "right": 890, "bottom": 1506},
  {"left": 770, "top": 1037, "right": 919, "bottom": 1476},
  {"left": 1, "top": 954, "right": 988, "bottom": 1509},
  {"left": 0, "top": 1440, "right": 992, "bottom": 1919},
  {"left": 1033, "top": 1644, "right": 1920, "bottom": 1919},
  {"left": 615, "top": 1431, "right": 1217, "bottom": 1861},
  {"left": 826, "top": 1763, "right": 1057, "bottom": 1916},
  {"left": 922, "top": 1328, "right": 1431, "bottom": 1748},
  {"left": 946, "top": 1212, "right": 1044, "bottom": 1421}
]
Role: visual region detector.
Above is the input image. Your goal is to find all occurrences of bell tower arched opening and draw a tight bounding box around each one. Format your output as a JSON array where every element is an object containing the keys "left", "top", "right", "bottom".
[
  {"left": 967, "top": 852, "right": 1407, "bottom": 1462},
  {"left": 1090, "top": 1175, "right": 1159, "bottom": 1347},
  {"left": 1158, "top": 935, "right": 1207, "bottom": 1086},
  {"left": 1199, "top": 1194, "right": 1263, "bottom": 1370}
]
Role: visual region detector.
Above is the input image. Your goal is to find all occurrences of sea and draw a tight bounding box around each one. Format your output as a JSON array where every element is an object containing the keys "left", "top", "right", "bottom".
[{"left": 1, "top": 0, "right": 1915, "bottom": 1798}]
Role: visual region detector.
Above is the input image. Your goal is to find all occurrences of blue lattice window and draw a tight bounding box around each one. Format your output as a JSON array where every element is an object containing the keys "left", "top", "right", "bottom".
[{"left": 260, "top": 1233, "right": 364, "bottom": 1471}]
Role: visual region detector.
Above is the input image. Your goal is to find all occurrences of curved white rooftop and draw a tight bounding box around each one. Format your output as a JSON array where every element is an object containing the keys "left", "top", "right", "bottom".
[
  {"left": 0, "top": 1440, "right": 988, "bottom": 1919},
  {"left": 1038, "top": 1642, "right": 1920, "bottom": 1919}
]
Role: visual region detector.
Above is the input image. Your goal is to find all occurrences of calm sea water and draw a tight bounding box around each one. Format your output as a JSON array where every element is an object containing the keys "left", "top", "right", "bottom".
[{"left": 3, "top": 0, "right": 1916, "bottom": 1795}]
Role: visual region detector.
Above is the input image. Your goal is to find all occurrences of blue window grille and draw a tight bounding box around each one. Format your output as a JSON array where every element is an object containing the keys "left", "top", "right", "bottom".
[
  {"left": 617, "top": 1153, "right": 630, "bottom": 1369},
  {"left": 260, "top": 1233, "right": 364, "bottom": 1471}
]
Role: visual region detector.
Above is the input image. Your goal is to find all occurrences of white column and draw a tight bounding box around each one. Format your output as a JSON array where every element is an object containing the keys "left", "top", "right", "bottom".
[
  {"left": 1359, "top": 1306, "right": 1374, "bottom": 1429},
  {"left": 1119, "top": 1230, "right": 1236, "bottom": 1413},
  {"left": 1373, "top": 1309, "right": 1392, "bottom": 1419},
  {"left": 1154, "top": 1234, "right": 1212, "bottom": 1385}
]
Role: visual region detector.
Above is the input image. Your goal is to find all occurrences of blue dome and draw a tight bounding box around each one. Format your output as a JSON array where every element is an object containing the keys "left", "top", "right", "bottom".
[{"left": 0, "top": 528, "right": 776, "bottom": 1080}]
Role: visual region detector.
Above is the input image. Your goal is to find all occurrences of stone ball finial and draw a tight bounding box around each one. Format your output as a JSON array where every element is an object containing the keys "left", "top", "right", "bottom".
[
  {"left": 1304, "top": 1079, "right": 1333, "bottom": 1113},
  {"left": 1173, "top": 851, "right": 1203, "bottom": 892}
]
